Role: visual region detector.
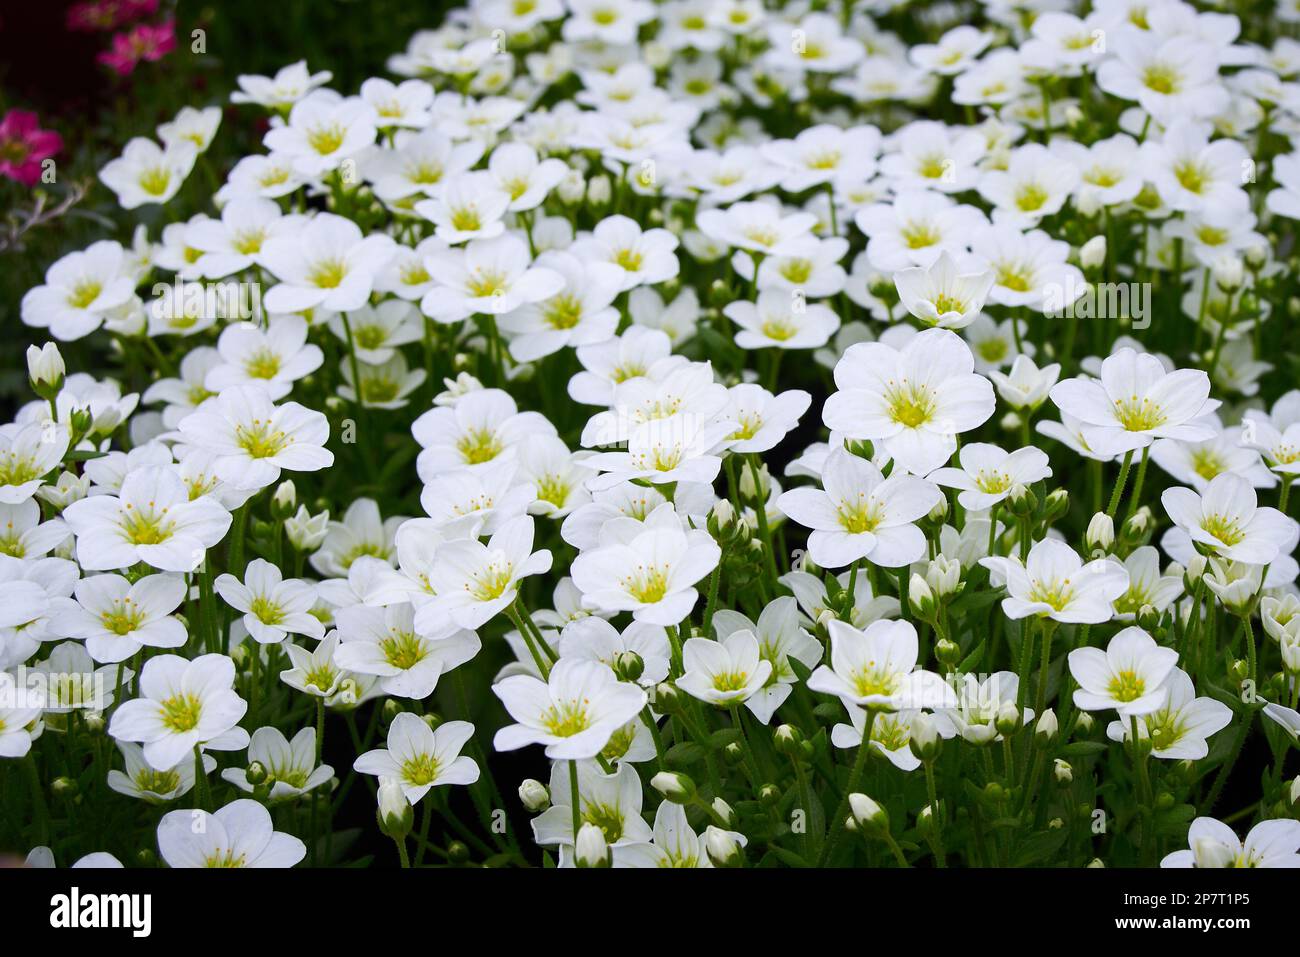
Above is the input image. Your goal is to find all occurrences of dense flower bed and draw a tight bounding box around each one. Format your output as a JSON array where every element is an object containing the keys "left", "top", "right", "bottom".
[{"left": 5, "top": 0, "right": 1300, "bottom": 869}]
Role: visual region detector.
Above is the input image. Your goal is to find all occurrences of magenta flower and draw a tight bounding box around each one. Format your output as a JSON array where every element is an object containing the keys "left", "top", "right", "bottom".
[
  {"left": 0, "top": 111, "right": 63, "bottom": 187},
  {"left": 97, "top": 18, "right": 176, "bottom": 76},
  {"left": 67, "top": 0, "right": 159, "bottom": 31}
]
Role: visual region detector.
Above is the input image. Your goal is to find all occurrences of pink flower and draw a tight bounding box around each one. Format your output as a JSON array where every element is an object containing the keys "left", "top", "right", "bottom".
[
  {"left": 97, "top": 18, "right": 175, "bottom": 76},
  {"left": 0, "top": 111, "right": 62, "bottom": 187},
  {"left": 67, "top": 0, "right": 158, "bottom": 32}
]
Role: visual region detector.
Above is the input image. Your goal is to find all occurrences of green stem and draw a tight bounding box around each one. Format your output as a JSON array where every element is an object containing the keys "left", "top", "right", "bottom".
[
  {"left": 817, "top": 709, "right": 877, "bottom": 866},
  {"left": 1105, "top": 449, "right": 1135, "bottom": 519}
]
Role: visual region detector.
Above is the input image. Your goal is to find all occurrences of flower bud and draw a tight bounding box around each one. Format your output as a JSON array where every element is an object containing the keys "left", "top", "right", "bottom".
[
  {"left": 1053, "top": 759, "right": 1073, "bottom": 784},
  {"left": 652, "top": 682, "right": 682, "bottom": 713},
  {"left": 848, "top": 793, "right": 890, "bottom": 837},
  {"left": 246, "top": 761, "right": 269, "bottom": 785},
  {"left": 519, "top": 778, "right": 550, "bottom": 812},
  {"left": 1086, "top": 512, "right": 1114, "bottom": 553},
  {"left": 1008, "top": 483, "right": 1036, "bottom": 515},
  {"left": 1075, "top": 712, "right": 1094, "bottom": 734},
  {"left": 926, "top": 496, "right": 949, "bottom": 524},
  {"left": 1080, "top": 236, "right": 1107, "bottom": 271},
  {"left": 926, "top": 556, "right": 961, "bottom": 597},
  {"left": 376, "top": 777, "right": 413, "bottom": 839},
  {"left": 704, "top": 825, "right": 745, "bottom": 867},
  {"left": 908, "top": 574, "right": 935, "bottom": 620},
  {"left": 26, "top": 343, "right": 65, "bottom": 399},
  {"left": 845, "top": 439, "right": 875, "bottom": 461},
  {"left": 612, "top": 650, "right": 644, "bottom": 683},
  {"left": 1035, "top": 708, "right": 1058, "bottom": 741},
  {"left": 1212, "top": 254, "right": 1243, "bottom": 292},
  {"left": 651, "top": 771, "right": 697, "bottom": 805},
  {"left": 1043, "top": 489, "right": 1069, "bottom": 524},
  {"left": 935, "top": 638, "right": 961, "bottom": 667},
  {"left": 271, "top": 480, "right": 297, "bottom": 519},
  {"left": 557, "top": 169, "right": 586, "bottom": 204},
  {"left": 774, "top": 723, "right": 804, "bottom": 758},
  {"left": 711, "top": 797, "right": 735, "bottom": 826},
  {"left": 1184, "top": 553, "right": 1207, "bottom": 586},
  {"left": 587, "top": 174, "right": 612, "bottom": 207},
  {"left": 1290, "top": 776, "right": 1300, "bottom": 806},
  {"left": 909, "top": 712, "right": 942, "bottom": 762},
  {"left": 447, "top": 840, "right": 471, "bottom": 863},
  {"left": 995, "top": 701, "right": 1022, "bottom": 737},
  {"left": 575, "top": 822, "right": 610, "bottom": 868}
]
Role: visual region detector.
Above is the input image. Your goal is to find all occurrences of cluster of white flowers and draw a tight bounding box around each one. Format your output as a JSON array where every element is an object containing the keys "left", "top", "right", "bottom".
[{"left": 9, "top": 0, "right": 1300, "bottom": 870}]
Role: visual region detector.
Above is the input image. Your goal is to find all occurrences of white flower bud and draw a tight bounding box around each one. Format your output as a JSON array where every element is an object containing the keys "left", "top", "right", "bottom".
[
  {"left": 376, "top": 776, "right": 413, "bottom": 838},
  {"left": 848, "top": 793, "right": 890, "bottom": 836},
  {"left": 926, "top": 555, "right": 961, "bottom": 597},
  {"left": 651, "top": 771, "right": 696, "bottom": 804},
  {"left": 518, "top": 778, "right": 550, "bottom": 812},
  {"left": 26, "top": 342, "right": 65, "bottom": 397},
  {"left": 587, "top": 174, "right": 612, "bottom": 206},
  {"left": 1086, "top": 512, "right": 1114, "bottom": 553},
  {"left": 1053, "top": 758, "right": 1072, "bottom": 783},
  {"left": 1212, "top": 254, "right": 1244, "bottom": 292},
  {"left": 704, "top": 825, "right": 745, "bottom": 867},
  {"left": 1036, "top": 708, "right": 1058, "bottom": 740},
  {"left": 1080, "top": 236, "right": 1107, "bottom": 270},
  {"left": 575, "top": 822, "right": 610, "bottom": 868}
]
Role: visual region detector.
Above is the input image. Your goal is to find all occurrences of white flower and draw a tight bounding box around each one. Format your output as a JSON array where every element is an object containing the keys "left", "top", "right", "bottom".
[
  {"left": 498, "top": 252, "right": 623, "bottom": 362},
  {"left": 777, "top": 446, "right": 941, "bottom": 569},
  {"left": 231, "top": 60, "right": 332, "bottom": 109},
  {"left": 558, "top": 616, "right": 671, "bottom": 688},
  {"left": 989, "top": 355, "right": 1061, "bottom": 411},
  {"left": 1141, "top": 120, "right": 1250, "bottom": 213},
  {"left": 0, "top": 703, "right": 41, "bottom": 758},
  {"left": 63, "top": 465, "right": 231, "bottom": 572},
  {"left": 893, "top": 251, "right": 995, "bottom": 329},
  {"left": 938, "top": 671, "right": 1029, "bottom": 745},
  {"left": 413, "top": 387, "right": 556, "bottom": 479},
  {"left": 158, "top": 106, "right": 222, "bottom": 153},
  {"left": 823, "top": 328, "right": 997, "bottom": 475},
  {"left": 177, "top": 385, "right": 334, "bottom": 491},
  {"left": 697, "top": 201, "right": 817, "bottom": 258},
  {"left": 0, "top": 423, "right": 70, "bottom": 504},
  {"left": 712, "top": 597, "right": 821, "bottom": 723},
  {"left": 930, "top": 443, "right": 1052, "bottom": 511},
  {"left": 1161, "top": 817, "right": 1300, "bottom": 868},
  {"left": 0, "top": 499, "right": 68, "bottom": 559},
  {"left": 982, "top": 539, "right": 1129, "bottom": 624},
  {"left": 421, "top": 234, "right": 564, "bottom": 324},
  {"left": 1105, "top": 669, "right": 1231, "bottom": 760},
  {"left": 570, "top": 507, "right": 719, "bottom": 625},
  {"left": 422, "top": 516, "right": 552, "bottom": 630},
  {"left": 532, "top": 759, "right": 653, "bottom": 853},
  {"left": 223, "top": 726, "right": 333, "bottom": 801},
  {"left": 354, "top": 713, "right": 479, "bottom": 803},
  {"left": 157, "top": 799, "right": 305, "bottom": 868},
  {"left": 99, "top": 138, "right": 197, "bottom": 209},
  {"left": 359, "top": 77, "right": 434, "bottom": 129},
  {"left": 215, "top": 559, "right": 323, "bottom": 645},
  {"left": 493, "top": 659, "right": 647, "bottom": 759},
  {"left": 1161, "top": 472, "right": 1295, "bottom": 565},
  {"left": 107, "top": 742, "right": 212, "bottom": 804},
  {"left": 1097, "top": 34, "right": 1228, "bottom": 124},
  {"left": 761, "top": 124, "right": 880, "bottom": 192},
  {"left": 569, "top": 215, "right": 681, "bottom": 291},
  {"left": 1067, "top": 626, "right": 1179, "bottom": 717},
  {"left": 1050, "top": 349, "right": 1217, "bottom": 458},
  {"left": 724, "top": 290, "right": 840, "bottom": 350},
  {"left": 263, "top": 90, "right": 377, "bottom": 177},
  {"left": 855, "top": 190, "right": 988, "bottom": 273},
  {"left": 415, "top": 171, "right": 510, "bottom": 245},
  {"left": 108, "top": 653, "right": 249, "bottom": 770},
  {"left": 678, "top": 631, "right": 773, "bottom": 707},
  {"left": 279, "top": 632, "right": 345, "bottom": 699},
  {"left": 205, "top": 317, "right": 324, "bottom": 400},
  {"left": 186, "top": 197, "right": 298, "bottom": 279},
  {"left": 723, "top": 384, "right": 811, "bottom": 454},
  {"left": 260, "top": 213, "right": 395, "bottom": 314},
  {"left": 51, "top": 573, "right": 187, "bottom": 664},
  {"left": 807, "top": 618, "right": 954, "bottom": 712},
  {"left": 334, "top": 602, "right": 479, "bottom": 699},
  {"left": 21, "top": 241, "right": 137, "bottom": 341}
]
